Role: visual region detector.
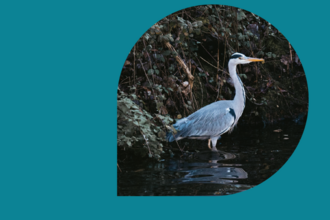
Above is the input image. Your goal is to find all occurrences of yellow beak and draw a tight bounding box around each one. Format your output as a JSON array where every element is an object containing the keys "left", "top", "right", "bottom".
[{"left": 246, "top": 57, "right": 265, "bottom": 63}]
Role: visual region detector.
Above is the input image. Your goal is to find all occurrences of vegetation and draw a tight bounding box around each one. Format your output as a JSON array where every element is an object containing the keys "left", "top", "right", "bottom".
[{"left": 117, "top": 5, "right": 308, "bottom": 160}]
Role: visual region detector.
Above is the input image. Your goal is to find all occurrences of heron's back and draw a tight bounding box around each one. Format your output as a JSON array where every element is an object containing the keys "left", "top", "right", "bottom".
[{"left": 166, "top": 100, "right": 237, "bottom": 142}]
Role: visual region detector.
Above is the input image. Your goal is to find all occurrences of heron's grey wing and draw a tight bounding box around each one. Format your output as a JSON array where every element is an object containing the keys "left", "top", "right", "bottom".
[{"left": 184, "top": 102, "right": 236, "bottom": 138}]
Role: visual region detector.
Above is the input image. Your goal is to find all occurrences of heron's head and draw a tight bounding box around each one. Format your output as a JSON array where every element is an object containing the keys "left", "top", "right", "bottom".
[{"left": 229, "top": 52, "right": 264, "bottom": 65}]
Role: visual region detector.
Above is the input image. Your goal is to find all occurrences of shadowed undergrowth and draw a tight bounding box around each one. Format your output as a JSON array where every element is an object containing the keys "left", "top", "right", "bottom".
[{"left": 117, "top": 5, "right": 308, "bottom": 159}]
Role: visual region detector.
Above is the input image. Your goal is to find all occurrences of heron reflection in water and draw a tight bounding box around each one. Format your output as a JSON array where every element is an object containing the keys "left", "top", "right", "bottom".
[{"left": 167, "top": 53, "right": 264, "bottom": 151}]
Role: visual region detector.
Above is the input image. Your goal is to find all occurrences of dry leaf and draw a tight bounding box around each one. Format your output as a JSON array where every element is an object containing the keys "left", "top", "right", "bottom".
[
  {"left": 159, "top": 106, "right": 168, "bottom": 115},
  {"left": 134, "top": 169, "right": 144, "bottom": 172}
]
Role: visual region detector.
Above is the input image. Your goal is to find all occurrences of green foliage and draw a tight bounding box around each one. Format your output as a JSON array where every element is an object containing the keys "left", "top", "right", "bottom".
[
  {"left": 117, "top": 89, "right": 173, "bottom": 159},
  {"left": 118, "top": 5, "right": 308, "bottom": 159}
]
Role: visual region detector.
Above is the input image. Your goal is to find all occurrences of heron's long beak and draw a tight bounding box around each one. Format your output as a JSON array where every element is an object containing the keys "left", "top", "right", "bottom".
[{"left": 246, "top": 57, "right": 265, "bottom": 63}]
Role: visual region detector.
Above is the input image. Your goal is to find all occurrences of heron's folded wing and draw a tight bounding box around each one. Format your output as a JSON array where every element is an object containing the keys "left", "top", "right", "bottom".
[{"left": 185, "top": 104, "right": 235, "bottom": 138}]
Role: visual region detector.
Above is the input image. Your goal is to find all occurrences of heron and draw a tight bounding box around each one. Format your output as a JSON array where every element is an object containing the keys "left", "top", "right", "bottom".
[{"left": 166, "top": 53, "right": 264, "bottom": 151}]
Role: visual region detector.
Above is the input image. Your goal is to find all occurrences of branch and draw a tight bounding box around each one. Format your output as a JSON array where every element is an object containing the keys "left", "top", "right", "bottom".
[{"left": 164, "top": 42, "right": 195, "bottom": 89}]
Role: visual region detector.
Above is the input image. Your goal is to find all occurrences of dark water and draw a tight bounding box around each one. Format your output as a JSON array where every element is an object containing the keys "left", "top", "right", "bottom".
[{"left": 117, "top": 121, "right": 305, "bottom": 196}]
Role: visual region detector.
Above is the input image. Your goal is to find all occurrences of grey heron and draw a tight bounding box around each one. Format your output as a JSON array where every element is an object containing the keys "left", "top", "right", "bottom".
[{"left": 166, "top": 53, "right": 264, "bottom": 151}]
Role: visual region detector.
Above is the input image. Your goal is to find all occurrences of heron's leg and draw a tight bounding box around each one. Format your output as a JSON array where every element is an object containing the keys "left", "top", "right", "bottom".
[
  {"left": 211, "top": 137, "right": 219, "bottom": 151},
  {"left": 208, "top": 139, "right": 212, "bottom": 150}
]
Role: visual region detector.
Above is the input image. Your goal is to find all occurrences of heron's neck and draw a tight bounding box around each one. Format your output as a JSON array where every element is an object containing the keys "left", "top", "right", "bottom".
[{"left": 229, "top": 64, "right": 246, "bottom": 116}]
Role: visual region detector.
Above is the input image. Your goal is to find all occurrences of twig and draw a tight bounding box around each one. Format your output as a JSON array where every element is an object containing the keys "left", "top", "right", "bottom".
[
  {"left": 234, "top": 7, "right": 239, "bottom": 52},
  {"left": 289, "top": 42, "right": 293, "bottom": 62},
  {"left": 138, "top": 59, "right": 162, "bottom": 111},
  {"left": 119, "top": 77, "right": 130, "bottom": 85},
  {"left": 197, "top": 73, "right": 203, "bottom": 107},
  {"left": 140, "top": 129, "right": 152, "bottom": 155},
  {"left": 199, "top": 5, "right": 211, "bottom": 17},
  {"left": 173, "top": 135, "right": 183, "bottom": 152},
  {"left": 165, "top": 42, "right": 194, "bottom": 89},
  {"left": 190, "top": 66, "right": 195, "bottom": 110},
  {"left": 288, "top": 42, "right": 295, "bottom": 90},
  {"left": 245, "top": 32, "right": 259, "bottom": 81},
  {"left": 220, "top": 32, "right": 227, "bottom": 99},
  {"left": 133, "top": 45, "right": 136, "bottom": 86},
  {"left": 199, "top": 56, "right": 229, "bottom": 75},
  {"left": 178, "top": 87, "right": 190, "bottom": 115},
  {"left": 166, "top": 129, "right": 183, "bottom": 152},
  {"left": 143, "top": 38, "right": 153, "bottom": 71},
  {"left": 215, "top": 35, "right": 220, "bottom": 102},
  {"left": 117, "top": 163, "right": 122, "bottom": 172},
  {"left": 143, "top": 38, "right": 157, "bottom": 86},
  {"left": 277, "top": 86, "right": 293, "bottom": 117},
  {"left": 179, "top": 43, "right": 187, "bottom": 64},
  {"left": 178, "top": 42, "right": 194, "bottom": 106},
  {"left": 192, "top": 39, "right": 217, "bottom": 63},
  {"left": 243, "top": 84, "right": 264, "bottom": 105},
  {"left": 192, "top": 92, "right": 200, "bottom": 110}
]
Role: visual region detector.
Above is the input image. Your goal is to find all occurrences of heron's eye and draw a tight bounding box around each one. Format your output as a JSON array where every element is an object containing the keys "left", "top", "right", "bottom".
[{"left": 238, "top": 57, "right": 242, "bottom": 60}]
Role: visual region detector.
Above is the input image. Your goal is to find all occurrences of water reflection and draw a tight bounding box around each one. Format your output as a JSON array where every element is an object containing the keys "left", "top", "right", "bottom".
[
  {"left": 195, "top": 150, "right": 236, "bottom": 161},
  {"left": 172, "top": 151, "right": 247, "bottom": 186},
  {"left": 118, "top": 121, "right": 305, "bottom": 196}
]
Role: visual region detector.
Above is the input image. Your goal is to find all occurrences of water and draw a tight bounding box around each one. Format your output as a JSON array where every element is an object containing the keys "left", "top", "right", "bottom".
[{"left": 117, "top": 121, "right": 305, "bottom": 196}]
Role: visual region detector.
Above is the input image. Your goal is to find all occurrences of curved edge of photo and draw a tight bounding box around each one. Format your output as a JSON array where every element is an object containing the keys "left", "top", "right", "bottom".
[{"left": 117, "top": 4, "right": 308, "bottom": 196}]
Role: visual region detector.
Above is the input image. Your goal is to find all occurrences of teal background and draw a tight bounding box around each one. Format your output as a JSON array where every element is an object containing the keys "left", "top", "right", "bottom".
[{"left": 0, "top": 0, "right": 327, "bottom": 219}]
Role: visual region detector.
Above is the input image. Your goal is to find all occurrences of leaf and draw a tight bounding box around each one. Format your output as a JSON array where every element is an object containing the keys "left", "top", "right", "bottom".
[
  {"left": 158, "top": 130, "right": 166, "bottom": 138},
  {"left": 133, "top": 121, "right": 139, "bottom": 126},
  {"left": 267, "top": 81, "right": 273, "bottom": 88},
  {"left": 162, "top": 50, "right": 171, "bottom": 56},
  {"left": 157, "top": 54, "right": 165, "bottom": 62},
  {"left": 154, "top": 29, "right": 162, "bottom": 35},
  {"left": 148, "top": 69, "right": 154, "bottom": 75},
  {"left": 237, "top": 11, "right": 246, "bottom": 21},
  {"left": 266, "top": 52, "right": 273, "bottom": 58},
  {"left": 192, "top": 21, "right": 199, "bottom": 28},
  {"left": 177, "top": 16, "right": 185, "bottom": 23},
  {"left": 144, "top": 33, "right": 150, "bottom": 41},
  {"left": 238, "top": 33, "right": 244, "bottom": 40},
  {"left": 239, "top": 74, "right": 247, "bottom": 79},
  {"left": 156, "top": 114, "right": 165, "bottom": 120}
]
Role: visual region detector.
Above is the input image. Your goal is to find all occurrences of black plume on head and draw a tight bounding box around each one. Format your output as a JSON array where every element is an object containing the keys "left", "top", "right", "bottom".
[{"left": 230, "top": 53, "right": 243, "bottom": 59}]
